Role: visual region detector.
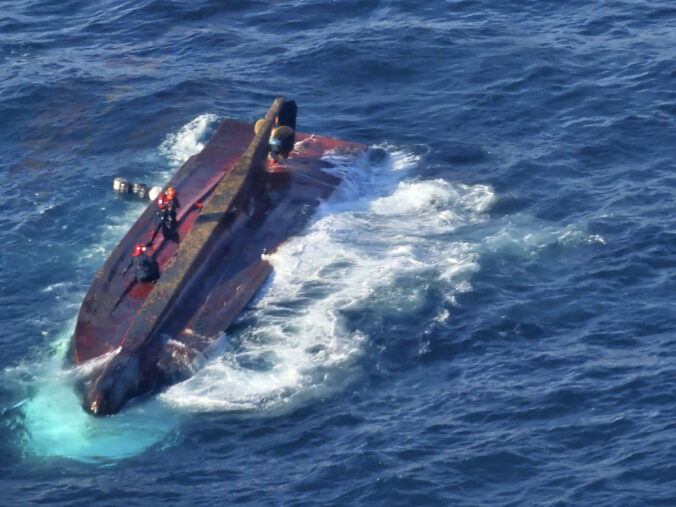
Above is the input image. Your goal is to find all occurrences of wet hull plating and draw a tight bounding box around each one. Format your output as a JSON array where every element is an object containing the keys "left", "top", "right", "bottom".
[{"left": 70, "top": 99, "right": 365, "bottom": 415}]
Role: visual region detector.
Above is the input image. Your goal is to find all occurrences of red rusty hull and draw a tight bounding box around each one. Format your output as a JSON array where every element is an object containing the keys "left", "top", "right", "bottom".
[
  {"left": 70, "top": 104, "right": 365, "bottom": 415},
  {"left": 73, "top": 119, "right": 254, "bottom": 363}
]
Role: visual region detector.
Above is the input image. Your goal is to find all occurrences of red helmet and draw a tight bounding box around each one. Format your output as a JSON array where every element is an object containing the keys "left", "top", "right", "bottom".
[
  {"left": 166, "top": 187, "right": 175, "bottom": 198},
  {"left": 132, "top": 244, "right": 145, "bottom": 257}
]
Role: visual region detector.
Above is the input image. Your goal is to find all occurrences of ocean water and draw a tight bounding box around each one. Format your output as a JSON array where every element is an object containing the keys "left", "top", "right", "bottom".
[{"left": 1, "top": 0, "right": 675, "bottom": 504}]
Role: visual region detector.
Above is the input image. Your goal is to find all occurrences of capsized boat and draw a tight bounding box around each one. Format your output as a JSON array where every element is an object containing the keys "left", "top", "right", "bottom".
[{"left": 70, "top": 99, "right": 366, "bottom": 415}]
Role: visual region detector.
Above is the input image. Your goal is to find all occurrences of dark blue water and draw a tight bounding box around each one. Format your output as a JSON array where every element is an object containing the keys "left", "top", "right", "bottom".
[{"left": 2, "top": 0, "right": 676, "bottom": 504}]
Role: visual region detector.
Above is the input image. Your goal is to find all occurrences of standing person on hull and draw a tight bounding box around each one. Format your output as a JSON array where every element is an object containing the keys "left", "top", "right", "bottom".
[{"left": 149, "top": 186, "right": 181, "bottom": 244}]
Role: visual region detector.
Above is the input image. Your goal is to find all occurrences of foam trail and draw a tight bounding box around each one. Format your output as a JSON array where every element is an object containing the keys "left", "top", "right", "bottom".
[
  {"left": 156, "top": 143, "right": 601, "bottom": 416},
  {"left": 160, "top": 147, "right": 496, "bottom": 413}
]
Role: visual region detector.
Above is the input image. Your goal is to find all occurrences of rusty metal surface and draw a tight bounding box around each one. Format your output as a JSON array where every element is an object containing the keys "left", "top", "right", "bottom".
[
  {"left": 109, "top": 99, "right": 284, "bottom": 357},
  {"left": 72, "top": 99, "right": 366, "bottom": 415},
  {"left": 73, "top": 117, "right": 255, "bottom": 362}
]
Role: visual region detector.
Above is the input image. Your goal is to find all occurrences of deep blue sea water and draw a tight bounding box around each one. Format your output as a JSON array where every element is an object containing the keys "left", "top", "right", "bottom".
[{"left": 1, "top": 0, "right": 676, "bottom": 504}]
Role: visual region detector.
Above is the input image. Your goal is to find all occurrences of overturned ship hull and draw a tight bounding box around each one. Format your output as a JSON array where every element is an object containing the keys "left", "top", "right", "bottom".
[{"left": 70, "top": 99, "right": 365, "bottom": 415}]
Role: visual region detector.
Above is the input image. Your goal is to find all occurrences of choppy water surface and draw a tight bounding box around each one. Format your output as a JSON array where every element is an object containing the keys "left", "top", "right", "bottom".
[{"left": 1, "top": 1, "right": 675, "bottom": 504}]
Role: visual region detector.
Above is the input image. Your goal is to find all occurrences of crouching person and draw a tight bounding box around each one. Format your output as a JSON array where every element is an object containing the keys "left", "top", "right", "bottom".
[{"left": 125, "top": 244, "right": 160, "bottom": 283}]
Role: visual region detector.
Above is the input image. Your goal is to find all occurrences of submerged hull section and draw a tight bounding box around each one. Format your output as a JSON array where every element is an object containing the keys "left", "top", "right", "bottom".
[{"left": 71, "top": 99, "right": 365, "bottom": 415}]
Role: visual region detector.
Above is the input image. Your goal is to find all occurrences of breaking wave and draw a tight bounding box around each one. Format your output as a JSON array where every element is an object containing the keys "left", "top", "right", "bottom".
[{"left": 159, "top": 114, "right": 219, "bottom": 168}]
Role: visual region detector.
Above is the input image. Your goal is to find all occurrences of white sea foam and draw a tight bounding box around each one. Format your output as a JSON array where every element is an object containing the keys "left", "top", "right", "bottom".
[
  {"left": 160, "top": 148, "right": 495, "bottom": 413},
  {"left": 159, "top": 113, "right": 218, "bottom": 168},
  {"left": 483, "top": 214, "right": 607, "bottom": 256},
  {"left": 557, "top": 224, "right": 606, "bottom": 246},
  {"left": 41, "top": 281, "right": 73, "bottom": 293}
]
